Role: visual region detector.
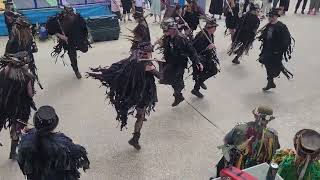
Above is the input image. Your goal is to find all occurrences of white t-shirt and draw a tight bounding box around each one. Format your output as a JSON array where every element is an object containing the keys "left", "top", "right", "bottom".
[{"left": 135, "top": 0, "right": 144, "bottom": 7}]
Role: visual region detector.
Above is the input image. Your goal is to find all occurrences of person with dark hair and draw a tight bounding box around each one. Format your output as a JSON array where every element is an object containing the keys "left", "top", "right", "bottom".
[
  {"left": 17, "top": 106, "right": 90, "bottom": 180},
  {"left": 273, "top": 129, "right": 320, "bottom": 180},
  {"left": 171, "top": 4, "right": 188, "bottom": 34},
  {"left": 228, "top": 4, "right": 260, "bottom": 64},
  {"left": 0, "top": 51, "right": 36, "bottom": 160},
  {"left": 3, "top": 1, "right": 17, "bottom": 37},
  {"left": 129, "top": 11, "right": 151, "bottom": 51},
  {"left": 183, "top": 0, "right": 201, "bottom": 36},
  {"left": 216, "top": 106, "right": 280, "bottom": 177},
  {"left": 46, "top": 6, "right": 90, "bottom": 79},
  {"left": 159, "top": 18, "right": 203, "bottom": 106},
  {"left": 5, "top": 17, "right": 42, "bottom": 89},
  {"left": 257, "top": 8, "right": 294, "bottom": 91},
  {"left": 5, "top": 18, "right": 34, "bottom": 55},
  {"left": 87, "top": 41, "right": 160, "bottom": 150},
  {"left": 225, "top": 0, "right": 240, "bottom": 41},
  {"left": 294, "top": 0, "right": 309, "bottom": 14},
  {"left": 191, "top": 18, "right": 219, "bottom": 98}
]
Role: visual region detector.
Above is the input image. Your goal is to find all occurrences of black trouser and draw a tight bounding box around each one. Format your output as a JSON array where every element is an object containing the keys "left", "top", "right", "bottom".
[
  {"left": 171, "top": 67, "right": 185, "bottom": 97},
  {"left": 134, "top": 105, "right": 146, "bottom": 133},
  {"left": 162, "top": 64, "right": 185, "bottom": 97},
  {"left": 193, "top": 59, "right": 217, "bottom": 90},
  {"left": 265, "top": 63, "right": 283, "bottom": 80},
  {"left": 260, "top": 54, "right": 283, "bottom": 80},
  {"left": 295, "top": 0, "right": 308, "bottom": 11},
  {"left": 68, "top": 48, "right": 79, "bottom": 73}
]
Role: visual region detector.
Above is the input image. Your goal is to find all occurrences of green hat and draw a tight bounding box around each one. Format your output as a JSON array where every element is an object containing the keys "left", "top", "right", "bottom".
[
  {"left": 253, "top": 106, "right": 274, "bottom": 121},
  {"left": 253, "top": 106, "right": 273, "bottom": 115}
]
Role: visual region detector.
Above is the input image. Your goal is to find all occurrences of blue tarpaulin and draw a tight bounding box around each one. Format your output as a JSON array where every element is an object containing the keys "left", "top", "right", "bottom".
[
  {"left": 0, "top": 14, "right": 7, "bottom": 36},
  {"left": 20, "top": 4, "right": 111, "bottom": 24},
  {"left": 0, "top": 4, "right": 111, "bottom": 36},
  {"left": 12, "top": 0, "right": 109, "bottom": 9}
]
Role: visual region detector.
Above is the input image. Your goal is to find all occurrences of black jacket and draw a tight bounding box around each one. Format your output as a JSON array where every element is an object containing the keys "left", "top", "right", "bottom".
[
  {"left": 46, "top": 13, "right": 89, "bottom": 52},
  {"left": 18, "top": 130, "right": 90, "bottom": 180},
  {"left": 259, "top": 21, "right": 291, "bottom": 58},
  {"left": 193, "top": 29, "right": 214, "bottom": 55},
  {"left": 233, "top": 12, "right": 260, "bottom": 43},
  {"left": 162, "top": 34, "right": 200, "bottom": 68},
  {"left": 183, "top": 11, "right": 200, "bottom": 31}
]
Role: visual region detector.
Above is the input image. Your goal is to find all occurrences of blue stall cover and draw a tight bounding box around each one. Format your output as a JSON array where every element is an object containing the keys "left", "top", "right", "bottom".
[
  {"left": 20, "top": 4, "right": 111, "bottom": 24},
  {"left": 0, "top": 4, "right": 111, "bottom": 36},
  {"left": 0, "top": 13, "right": 7, "bottom": 36},
  {"left": 12, "top": 0, "right": 109, "bottom": 9}
]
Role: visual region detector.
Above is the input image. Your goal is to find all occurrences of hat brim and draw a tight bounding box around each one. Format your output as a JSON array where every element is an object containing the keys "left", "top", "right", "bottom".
[
  {"left": 268, "top": 12, "right": 281, "bottom": 17},
  {"left": 205, "top": 24, "right": 218, "bottom": 28}
]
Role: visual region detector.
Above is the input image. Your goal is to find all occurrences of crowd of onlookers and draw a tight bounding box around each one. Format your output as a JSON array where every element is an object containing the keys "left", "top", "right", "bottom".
[
  {"left": 294, "top": 0, "right": 320, "bottom": 15},
  {"left": 111, "top": 0, "right": 166, "bottom": 22},
  {"left": 110, "top": 0, "right": 320, "bottom": 24}
]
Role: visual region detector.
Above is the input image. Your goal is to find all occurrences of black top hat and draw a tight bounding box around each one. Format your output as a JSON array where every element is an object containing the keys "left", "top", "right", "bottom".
[
  {"left": 294, "top": 129, "right": 320, "bottom": 160},
  {"left": 137, "top": 41, "right": 153, "bottom": 52},
  {"left": 205, "top": 18, "right": 218, "bottom": 28},
  {"left": 34, "top": 106, "right": 59, "bottom": 133},
  {"left": 268, "top": 8, "right": 282, "bottom": 17}
]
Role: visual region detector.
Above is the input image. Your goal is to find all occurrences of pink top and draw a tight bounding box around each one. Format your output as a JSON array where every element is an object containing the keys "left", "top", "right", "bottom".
[{"left": 111, "top": 0, "right": 122, "bottom": 12}]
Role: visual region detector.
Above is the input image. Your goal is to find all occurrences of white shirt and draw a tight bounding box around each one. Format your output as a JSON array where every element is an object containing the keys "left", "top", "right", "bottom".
[{"left": 135, "top": 0, "right": 144, "bottom": 7}]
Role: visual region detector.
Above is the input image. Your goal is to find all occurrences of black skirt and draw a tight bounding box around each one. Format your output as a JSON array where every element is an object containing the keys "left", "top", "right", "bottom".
[
  {"left": 121, "top": 0, "right": 132, "bottom": 13},
  {"left": 280, "top": 0, "right": 290, "bottom": 11},
  {"left": 225, "top": 7, "right": 240, "bottom": 29},
  {"left": 209, "top": 0, "right": 224, "bottom": 15}
]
